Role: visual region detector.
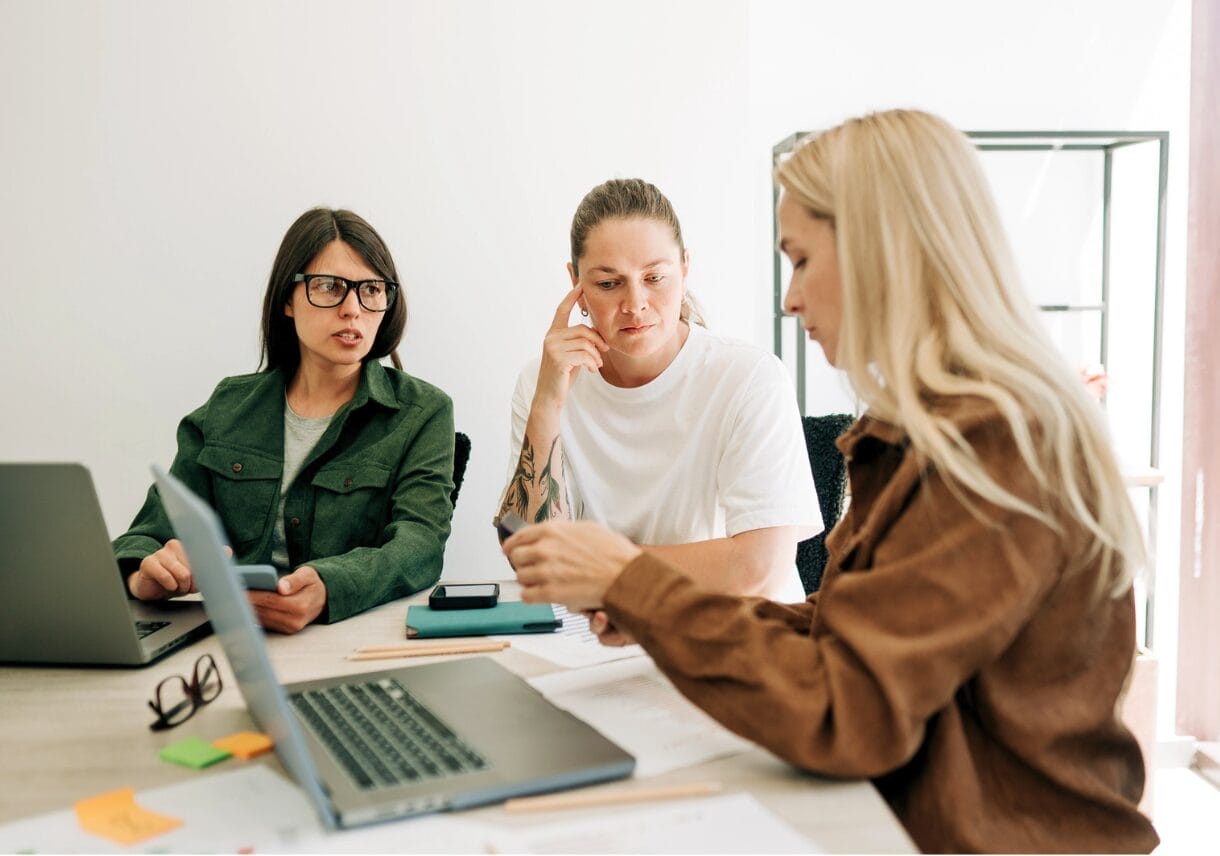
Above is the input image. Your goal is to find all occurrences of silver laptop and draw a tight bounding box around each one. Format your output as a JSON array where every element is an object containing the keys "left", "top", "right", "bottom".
[
  {"left": 0, "top": 463, "right": 211, "bottom": 666},
  {"left": 153, "top": 464, "right": 635, "bottom": 828}
]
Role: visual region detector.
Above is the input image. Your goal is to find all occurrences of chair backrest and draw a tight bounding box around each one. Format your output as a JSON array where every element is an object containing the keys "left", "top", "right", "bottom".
[
  {"left": 795, "top": 413, "right": 855, "bottom": 595},
  {"left": 451, "top": 431, "right": 471, "bottom": 507}
]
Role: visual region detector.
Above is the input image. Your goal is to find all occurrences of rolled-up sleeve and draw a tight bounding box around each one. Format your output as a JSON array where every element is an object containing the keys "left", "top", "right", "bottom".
[{"left": 604, "top": 461, "right": 1060, "bottom": 778}]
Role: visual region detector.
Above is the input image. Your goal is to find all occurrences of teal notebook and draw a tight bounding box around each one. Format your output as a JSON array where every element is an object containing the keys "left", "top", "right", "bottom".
[{"left": 405, "top": 601, "right": 561, "bottom": 638}]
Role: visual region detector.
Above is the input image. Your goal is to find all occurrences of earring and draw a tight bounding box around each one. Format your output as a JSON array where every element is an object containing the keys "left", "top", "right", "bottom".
[{"left": 580, "top": 308, "right": 589, "bottom": 317}]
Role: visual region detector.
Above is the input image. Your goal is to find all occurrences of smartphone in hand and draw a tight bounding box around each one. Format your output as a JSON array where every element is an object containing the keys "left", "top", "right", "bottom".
[
  {"left": 236, "top": 564, "right": 278, "bottom": 591},
  {"left": 495, "top": 512, "right": 528, "bottom": 544}
]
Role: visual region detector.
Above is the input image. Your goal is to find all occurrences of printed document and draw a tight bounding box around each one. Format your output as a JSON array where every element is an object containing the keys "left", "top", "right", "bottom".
[
  {"left": 499, "top": 604, "right": 647, "bottom": 668},
  {"left": 489, "top": 792, "right": 820, "bottom": 853},
  {"left": 528, "top": 657, "right": 751, "bottom": 777}
]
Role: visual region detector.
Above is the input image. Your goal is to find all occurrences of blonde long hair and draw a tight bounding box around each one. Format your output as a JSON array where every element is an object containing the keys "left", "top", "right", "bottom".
[{"left": 776, "top": 109, "right": 1142, "bottom": 597}]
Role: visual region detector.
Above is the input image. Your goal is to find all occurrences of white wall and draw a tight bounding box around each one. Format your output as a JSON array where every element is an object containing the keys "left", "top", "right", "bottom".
[
  {"left": 0, "top": 0, "right": 754, "bottom": 585},
  {"left": 1, "top": 0, "right": 1190, "bottom": 728}
]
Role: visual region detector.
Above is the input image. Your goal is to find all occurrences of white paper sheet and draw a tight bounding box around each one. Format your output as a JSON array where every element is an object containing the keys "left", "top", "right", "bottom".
[
  {"left": 0, "top": 765, "right": 322, "bottom": 853},
  {"left": 498, "top": 604, "right": 648, "bottom": 668},
  {"left": 528, "top": 658, "right": 751, "bottom": 777},
  {"left": 265, "top": 812, "right": 503, "bottom": 854},
  {"left": 489, "top": 792, "right": 820, "bottom": 854}
]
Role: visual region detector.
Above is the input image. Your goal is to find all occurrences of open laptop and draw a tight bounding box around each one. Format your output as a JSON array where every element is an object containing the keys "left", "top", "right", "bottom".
[
  {"left": 0, "top": 463, "right": 211, "bottom": 666},
  {"left": 152, "top": 464, "right": 635, "bottom": 828}
]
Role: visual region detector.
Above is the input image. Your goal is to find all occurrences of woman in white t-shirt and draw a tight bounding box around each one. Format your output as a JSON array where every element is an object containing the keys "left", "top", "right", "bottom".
[{"left": 497, "top": 178, "right": 821, "bottom": 612}]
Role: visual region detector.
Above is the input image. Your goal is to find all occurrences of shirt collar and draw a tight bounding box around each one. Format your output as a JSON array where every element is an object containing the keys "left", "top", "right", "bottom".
[
  {"left": 836, "top": 395, "right": 1004, "bottom": 459},
  {"left": 355, "top": 360, "right": 400, "bottom": 411}
]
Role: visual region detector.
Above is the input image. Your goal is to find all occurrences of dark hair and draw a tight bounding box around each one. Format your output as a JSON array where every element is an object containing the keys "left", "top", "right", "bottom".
[
  {"left": 569, "top": 179, "right": 704, "bottom": 325},
  {"left": 259, "top": 208, "right": 407, "bottom": 374}
]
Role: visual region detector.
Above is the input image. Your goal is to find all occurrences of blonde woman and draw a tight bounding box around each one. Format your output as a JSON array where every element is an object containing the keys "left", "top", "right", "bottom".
[{"left": 503, "top": 111, "right": 1157, "bottom": 853}]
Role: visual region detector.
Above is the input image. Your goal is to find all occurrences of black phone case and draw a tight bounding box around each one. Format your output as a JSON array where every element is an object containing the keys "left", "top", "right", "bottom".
[
  {"left": 428, "top": 584, "right": 499, "bottom": 610},
  {"left": 495, "top": 512, "right": 528, "bottom": 544}
]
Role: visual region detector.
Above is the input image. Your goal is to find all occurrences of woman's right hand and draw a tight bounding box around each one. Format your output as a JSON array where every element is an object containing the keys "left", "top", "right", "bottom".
[
  {"left": 532, "top": 286, "right": 609, "bottom": 415},
  {"left": 127, "top": 539, "right": 197, "bottom": 600}
]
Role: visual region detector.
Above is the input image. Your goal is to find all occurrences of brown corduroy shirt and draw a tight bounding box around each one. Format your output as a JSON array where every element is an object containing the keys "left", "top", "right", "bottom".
[{"left": 604, "top": 398, "right": 1158, "bottom": 854}]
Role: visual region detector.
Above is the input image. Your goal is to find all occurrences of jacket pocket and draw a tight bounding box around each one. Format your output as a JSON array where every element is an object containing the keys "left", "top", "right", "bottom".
[
  {"left": 311, "top": 464, "right": 394, "bottom": 553},
  {"left": 196, "top": 445, "right": 281, "bottom": 548}
]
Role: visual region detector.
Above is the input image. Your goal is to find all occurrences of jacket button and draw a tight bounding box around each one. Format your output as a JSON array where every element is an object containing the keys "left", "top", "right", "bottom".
[
  {"left": 343, "top": 478, "right": 353, "bottom": 488},
  {"left": 231, "top": 463, "right": 243, "bottom": 473},
  {"left": 290, "top": 517, "right": 301, "bottom": 527}
]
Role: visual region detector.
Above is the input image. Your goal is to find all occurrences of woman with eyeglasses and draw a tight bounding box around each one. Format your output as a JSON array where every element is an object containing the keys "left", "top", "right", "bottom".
[
  {"left": 114, "top": 208, "right": 455, "bottom": 634},
  {"left": 502, "top": 112, "right": 1158, "bottom": 852},
  {"left": 497, "top": 178, "right": 821, "bottom": 622}
]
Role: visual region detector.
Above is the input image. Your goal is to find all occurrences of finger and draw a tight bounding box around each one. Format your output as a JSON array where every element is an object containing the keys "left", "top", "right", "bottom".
[
  {"left": 502, "top": 525, "right": 544, "bottom": 552},
  {"left": 136, "top": 563, "right": 176, "bottom": 596},
  {"left": 578, "top": 324, "right": 610, "bottom": 351},
  {"left": 550, "top": 285, "right": 584, "bottom": 330},
  {"left": 588, "top": 611, "right": 609, "bottom": 634},
  {"left": 277, "top": 566, "right": 320, "bottom": 596},
  {"left": 554, "top": 345, "right": 605, "bottom": 372},
  {"left": 548, "top": 323, "right": 609, "bottom": 348},
  {"left": 512, "top": 560, "right": 545, "bottom": 586},
  {"left": 158, "top": 541, "right": 195, "bottom": 593},
  {"left": 246, "top": 590, "right": 282, "bottom": 609},
  {"left": 154, "top": 552, "right": 193, "bottom": 594},
  {"left": 248, "top": 594, "right": 307, "bottom": 630},
  {"left": 276, "top": 567, "right": 304, "bottom": 596},
  {"left": 546, "top": 348, "right": 603, "bottom": 379},
  {"left": 549, "top": 324, "right": 610, "bottom": 358},
  {"left": 555, "top": 339, "right": 606, "bottom": 367},
  {"left": 165, "top": 539, "right": 190, "bottom": 565},
  {"left": 599, "top": 632, "right": 630, "bottom": 648},
  {"left": 251, "top": 601, "right": 296, "bottom": 634},
  {"left": 518, "top": 583, "right": 549, "bottom": 604}
]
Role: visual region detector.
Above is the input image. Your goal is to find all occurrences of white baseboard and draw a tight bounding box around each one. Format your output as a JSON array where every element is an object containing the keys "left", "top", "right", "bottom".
[
  {"left": 1192, "top": 741, "right": 1220, "bottom": 789},
  {"left": 1157, "top": 736, "right": 1198, "bottom": 768}
]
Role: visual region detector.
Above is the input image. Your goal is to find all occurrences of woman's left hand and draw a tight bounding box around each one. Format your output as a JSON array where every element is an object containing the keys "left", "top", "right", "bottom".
[
  {"left": 248, "top": 565, "right": 328, "bottom": 634},
  {"left": 503, "top": 520, "right": 642, "bottom": 612}
]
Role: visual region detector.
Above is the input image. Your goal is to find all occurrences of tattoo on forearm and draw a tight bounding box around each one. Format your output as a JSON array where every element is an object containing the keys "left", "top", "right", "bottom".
[
  {"left": 498, "top": 435, "right": 568, "bottom": 523},
  {"left": 501, "top": 437, "right": 535, "bottom": 520},
  {"left": 536, "top": 437, "right": 566, "bottom": 522}
]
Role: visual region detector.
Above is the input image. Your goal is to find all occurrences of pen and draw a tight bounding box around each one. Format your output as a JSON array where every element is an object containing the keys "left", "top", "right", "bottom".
[
  {"left": 502, "top": 781, "right": 723, "bottom": 813},
  {"left": 347, "top": 640, "right": 510, "bottom": 661}
]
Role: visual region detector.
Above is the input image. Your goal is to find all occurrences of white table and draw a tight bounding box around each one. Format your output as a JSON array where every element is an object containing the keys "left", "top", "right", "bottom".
[{"left": 0, "top": 584, "right": 915, "bottom": 853}]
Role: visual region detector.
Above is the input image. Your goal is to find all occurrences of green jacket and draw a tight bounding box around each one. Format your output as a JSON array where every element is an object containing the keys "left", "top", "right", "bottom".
[{"left": 113, "top": 361, "right": 455, "bottom": 623}]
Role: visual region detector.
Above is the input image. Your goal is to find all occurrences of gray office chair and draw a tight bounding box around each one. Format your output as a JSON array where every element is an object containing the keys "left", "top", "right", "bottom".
[
  {"left": 795, "top": 413, "right": 855, "bottom": 595},
  {"left": 451, "top": 431, "right": 471, "bottom": 507}
]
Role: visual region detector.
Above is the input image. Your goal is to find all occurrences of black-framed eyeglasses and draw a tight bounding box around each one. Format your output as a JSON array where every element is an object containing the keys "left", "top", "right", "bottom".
[
  {"left": 292, "top": 274, "right": 399, "bottom": 312},
  {"left": 148, "top": 653, "right": 223, "bottom": 731}
]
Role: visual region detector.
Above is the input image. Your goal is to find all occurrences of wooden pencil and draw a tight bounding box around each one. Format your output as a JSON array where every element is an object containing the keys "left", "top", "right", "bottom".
[
  {"left": 503, "top": 781, "right": 723, "bottom": 813},
  {"left": 347, "top": 640, "right": 510, "bottom": 661}
]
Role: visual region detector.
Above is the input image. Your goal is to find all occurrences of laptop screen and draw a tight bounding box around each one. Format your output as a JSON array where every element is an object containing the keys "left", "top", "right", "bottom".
[{"left": 153, "top": 465, "right": 339, "bottom": 829}]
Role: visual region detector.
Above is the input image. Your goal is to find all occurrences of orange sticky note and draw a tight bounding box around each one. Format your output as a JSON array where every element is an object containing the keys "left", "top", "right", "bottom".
[
  {"left": 212, "top": 730, "right": 274, "bottom": 760},
  {"left": 74, "top": 786, "right": 182, "bottom": 845}
]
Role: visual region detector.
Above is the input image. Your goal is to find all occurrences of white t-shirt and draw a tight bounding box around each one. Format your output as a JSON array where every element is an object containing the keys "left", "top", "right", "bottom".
[{"left": 506, "top": 324, "right": 821, "bottom": 602}]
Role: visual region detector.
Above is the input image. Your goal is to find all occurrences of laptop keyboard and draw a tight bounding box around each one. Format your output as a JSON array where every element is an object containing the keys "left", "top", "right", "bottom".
[
  {"left": 290, "top": 677, "right": 489, "bottom": 791},
  {"left": 134, "top": 620, "right": 170, "bottom": 639}
]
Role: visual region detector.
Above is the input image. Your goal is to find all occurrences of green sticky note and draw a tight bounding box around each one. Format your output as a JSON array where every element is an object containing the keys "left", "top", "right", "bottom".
[{"left": 159, "top": 736, "right": 231, "bottom": 769}]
